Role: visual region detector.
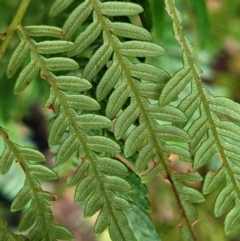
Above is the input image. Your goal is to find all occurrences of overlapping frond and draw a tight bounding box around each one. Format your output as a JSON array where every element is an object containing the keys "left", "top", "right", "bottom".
[
  {"left": 0, "top": 126, "right": 73, "bottom": 240},
  {"left": 53, "top": 1, "right": 205, "bottom": 240},
  {"left": 160, "top": 0, "right": 240, "bottom": 237},
  {"left": 7, "top": 23, "right": 135, "bottom": 241}
]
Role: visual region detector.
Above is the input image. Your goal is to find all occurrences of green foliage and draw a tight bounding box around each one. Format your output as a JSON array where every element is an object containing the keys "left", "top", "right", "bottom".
[
  {"left": 1, "top": 0, "right": 240, "bottom": 241},
  {"left": 159, "top": 0, "right": 240, "bottom": 239},
  {"left": 0, "top": 127, "right": 73, "bottom": 240}
]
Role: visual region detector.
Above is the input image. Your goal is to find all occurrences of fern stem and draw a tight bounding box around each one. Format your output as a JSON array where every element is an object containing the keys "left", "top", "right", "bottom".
[
  {"left": 17, "top": 24, "right": 131, "bottom": 241},
  {"left": 91, "top": 0, "right": 197, "bottom": 238},
  {"left": 166, "top": 0, "right": 240, "bottom": 199},
  {"left": 0, "top": 0, "right": 31, "bottom": 60}
]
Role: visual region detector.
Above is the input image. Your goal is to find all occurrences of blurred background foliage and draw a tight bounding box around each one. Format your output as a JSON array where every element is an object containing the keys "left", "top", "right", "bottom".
[{"left": 1, "top": 0, "right": 240, "bottom": 240}]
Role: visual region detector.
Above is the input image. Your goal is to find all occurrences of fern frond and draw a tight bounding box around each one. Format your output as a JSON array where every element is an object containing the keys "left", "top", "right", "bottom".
[
  {"left": 161, "top": 0, "right": 240, "bottom": 236},
  {"left": 0, "top": 126, "right": 73, "bottom": 240},
  {"left": 8, "top": 24, "right": 135, "bottom": 241},
  {"left": 57, "top": 1, "right": 205, "bottom": 239}
]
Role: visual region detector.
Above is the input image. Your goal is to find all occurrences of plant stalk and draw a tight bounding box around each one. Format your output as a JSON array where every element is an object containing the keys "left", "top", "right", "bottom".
[{"left": 0, "top": 0, "right": 31, "bottom": 60}]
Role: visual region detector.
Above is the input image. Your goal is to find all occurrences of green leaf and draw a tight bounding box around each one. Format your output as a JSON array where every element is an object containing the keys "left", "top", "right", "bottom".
[
  {"left": 83, "top": 43, "right": 113, "bottom": 80},
  {"left": 0, "top": 218, "right": 25, "bottom": 241},
  {"left": 51, "top": 225, "right": 74, "bottom": 240},
  {"left": 109, "top": 212, "right": 136, "bottom": 241},
  {"left": 56, "top": 133, "right": 79, "bottom": 166},
  {"left": 48, "top": 110, "right": 68, "bottom": 147},
  {"left": 68, "top": 20, "right": 102, "bottom": 56},
  {"left": 214, "top": 186, "right": 235, "bottom": 217},
  {"left": 177, "top": 183, "right": 204, "bottom": 203},
  {"left": 110, "top": 195, "right": 132, "bottom": 211},
  {"left": 84, "top": 192, "right": 104, "bottom": 218},
  {"left": 87, "top": 136, "right": 120, "bottom": 153},
  {"left": 96, "top": 59, "right": 122, "bottom": 102},
  {"left": 176, "top": 82, "right": 200, "bottom": 123},
  {"left": 54, "top": 75, "right": 92, "bottom": 92},
  {"left": 17, "top": 146, "right": 45, "bottom": 162},
  {"left": 63, "top": 0, "right": 93, "bottom": 39},
  {"left": 75, "top": 175, "right": 96, "bottom": 203},
  {"left": 147, "top": 104, "right": 187, "bottom": 122},
  {"left": 209, "top": 96, "right": 240, "bottom": 121},
  {"left": 174, "top": 172, "right": 202, "bottom": 182},
  {"left": 18, "top": 204, "right": 37, "bottom": 232},
  {"left": 119, "top": 41, "right": 165, "bottom": 57},
  {"left": 7, "top": 41, "right": 29, "bottom": 78},
  {"left": 97, "top": 157, "right": 128, "bottom": 176},
  {"left": 0, "top": 146, "right": 15, "bottom": 175},
  {"left": 101, "top": 2, "right": 143, "bottom": 16},
  {"left": 135, "top": 143, "right": 156, "bottom": 173},
  {"left": 216, "top": 121, "right": 240, "bottom": 141},
  {"left": 223, "top": 142, "right": 240, "bottom": 161},
  {"left": 94, "top": 205, "right": 110, "bottom": 234},
  {"left": 11, "top": 182, "right": 32, "bottom": 212},
  {"left": 49, "top": 0, "right": 75, "bottom": 17},
  {"left": 194, "top": 136, "right": 216, "bottom": 169},
  {"left": 28, "top": 164, "right": 57, "bottom": 180},
  {"left": 203, "top": 168, "right": 226, "bottom": 195},
  {"left": 44, "top": 57, "right": 79, "bottom": 71},
  {"left": 137, "top": 82, "right": 164, "bottom": 100},
  {"left": 114, "top": 99, "right": 140, "bottom": 139},
  {"left": 110, "top": 22, "right": 152, "bottom": 41},
  {"left": 106, "top": 81, "right": 131, "bottom": 119},
  {"left": 129, "top": 62, "right": 169, "bottom": 83},
  {"left": 66, "top": 94, "right": 100, "bottom": 111},
  {"left": 67, "top": 160, "right": 89, "bottom": 187},
  {"left": 155, "top": 125, "right": 190, "bottom": 142},
  {"left": 24, "top": 25, "right": 63, "bottom": 38},
  {"left": 225, "top": 203, "right": 240, "bottom": 234},
  {"left": 188, "top": 113, "right": 208, "bottom": 150},
  {"left": 14, "top": 60, "right": 39, "bottom": 94},
  {"left": 104, "top": 175, "right": 131, "bottom": 192},
  {"left": 125, "top": 125, "right": 148, "bottom": 157},
  {"left": 36, "top": 41, "right": 75, "bottom": 54},
  {"left": 125, "top": 204, "right": 160, "bottom": 241},
  {"left": 181, "top": 201, "right": 198, "bottom": 223},
  {"left": 76, "top": 114, "right": 111, "bottom": 129},
  {"left": 159, "top": 67, "right": 192, "bottom": 106},
  {"left": 141, "top": 162, "right": 165, "bottom": 183},
  {"left": 162, "top": 144, "right": 193, "bottom": 163}
]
